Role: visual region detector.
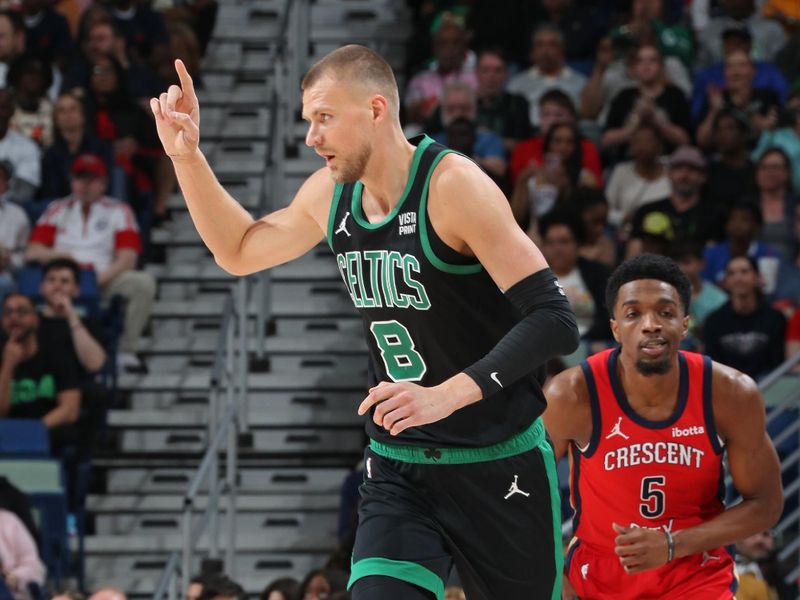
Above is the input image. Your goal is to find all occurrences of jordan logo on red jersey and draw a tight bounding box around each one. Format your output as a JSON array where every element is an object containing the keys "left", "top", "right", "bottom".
[{"left": 605, "top": 417, "right": 630, "bottom": 440}]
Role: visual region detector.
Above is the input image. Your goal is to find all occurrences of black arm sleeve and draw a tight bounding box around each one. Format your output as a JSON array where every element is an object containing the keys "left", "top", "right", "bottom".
[{"left": 463, "top": 268, "right": 580, "bottom": 399}]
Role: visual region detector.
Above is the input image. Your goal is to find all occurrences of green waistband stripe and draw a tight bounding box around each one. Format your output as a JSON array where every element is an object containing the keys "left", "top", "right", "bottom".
[
  {"left": 348, "top": 557, "right": 445, "bottom": 600},
  {"left": 540, "top": 439, "right": 564, "bottom": 600},
  {"left": 369, "top": 418, "right": 545, "bottom": 464}
]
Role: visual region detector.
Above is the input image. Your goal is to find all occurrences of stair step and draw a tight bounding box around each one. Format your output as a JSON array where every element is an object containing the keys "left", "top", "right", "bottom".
[
  {"left": 108, "top": 406, "right": 363, "bottom": 428},
  {"left": 127, "top": 390, "right": 363, "bottom": 412},
  {"left": 118, "top": 369, "right": 366, "bottom": 393},
  {"left": 105, "top": 467, "right": 351, "bottom": 494},
  {"left": 119, "top": 428, "right": 363, "bottom": 455},
  {"left": 85, "top": 529, "right": 337, "bottom": 553},
  {"left": 86, "top": 493, "right": 340, "bottom": 514}
]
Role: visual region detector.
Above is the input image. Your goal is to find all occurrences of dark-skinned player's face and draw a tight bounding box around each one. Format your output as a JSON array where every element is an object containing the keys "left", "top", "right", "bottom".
[{"left": 610, "top": 279, "right": 689, "bottom": 376}]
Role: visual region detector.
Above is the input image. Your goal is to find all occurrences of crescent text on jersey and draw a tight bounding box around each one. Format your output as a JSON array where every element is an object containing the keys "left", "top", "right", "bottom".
[
  {"left": 336, "top": 250, "right": 431, "bottom": 310},
  {"left": 603, "top": 441, "right": 705, "bottom": 471}
]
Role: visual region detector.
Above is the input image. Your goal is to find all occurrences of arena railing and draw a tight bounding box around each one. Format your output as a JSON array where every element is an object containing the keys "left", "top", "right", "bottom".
[
  {"left": 152, "top": 2, "right": 309, "bottom": 598},
  {"left": 152, "top": 282, "right": 247, "bottom": 600},
  {"left": 725, "top": 352, "right": 800, "bottom": 586}
]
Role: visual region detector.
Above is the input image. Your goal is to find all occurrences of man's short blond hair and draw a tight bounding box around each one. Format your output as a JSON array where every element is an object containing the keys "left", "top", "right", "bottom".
[{"left": 301, "top": 44, "right": 400, "bottom": 116}]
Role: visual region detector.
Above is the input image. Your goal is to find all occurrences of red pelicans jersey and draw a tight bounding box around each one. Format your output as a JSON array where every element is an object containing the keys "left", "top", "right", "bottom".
[{"left": 565, "top": 348, "right": 737, "bottom": 599}]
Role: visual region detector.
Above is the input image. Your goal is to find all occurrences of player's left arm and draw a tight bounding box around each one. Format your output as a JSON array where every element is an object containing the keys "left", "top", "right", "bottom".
[
  {"left": 672, "top": 365, "right": 784, "bottom": 556},
  {"left": 359, "top": 155, "right": 580, "bottom": 434},
  {"left": 614, "top": 363, "right": 783, "bottom": 573}
]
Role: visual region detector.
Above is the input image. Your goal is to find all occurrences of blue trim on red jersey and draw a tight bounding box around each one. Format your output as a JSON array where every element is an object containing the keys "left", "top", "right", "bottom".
[
  {"left": 579, "top": 360, "right": 602, "bottom": 458},
  {"left": 702, "top": 355, "right": 725, "bottom": 455},
  {"left": 564, "top": 538, "right": 581, "bottom": 574},
  {"left": 570, "top": 447, "right": 583, "bottom": 536},
  {"left": 607, "top": 348, "right": 689, "bottom": 429}
]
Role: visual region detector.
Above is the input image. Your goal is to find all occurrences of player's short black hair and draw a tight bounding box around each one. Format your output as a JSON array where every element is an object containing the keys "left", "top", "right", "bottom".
[{"left": 605, "top": 254, "right": 692, "bottom": 317}]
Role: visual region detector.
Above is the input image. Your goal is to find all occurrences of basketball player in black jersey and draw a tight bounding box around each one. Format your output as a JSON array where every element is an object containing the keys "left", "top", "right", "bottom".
[{"left": 150, "top": 46, "right": 579, "bottom": 600}]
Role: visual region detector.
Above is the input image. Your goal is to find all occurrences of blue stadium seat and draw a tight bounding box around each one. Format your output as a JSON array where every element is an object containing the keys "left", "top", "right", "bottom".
[
  {"left": 0, "top": 419, "right": 50, "bottom": 457},
  {"left": 0, "top": 459, "right": 70, "bottom": 587}
]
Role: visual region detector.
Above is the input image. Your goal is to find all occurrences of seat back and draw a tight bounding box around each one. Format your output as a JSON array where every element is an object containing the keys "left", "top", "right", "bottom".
[
  {"left": 0, "top": 419, "right": 50, "bottom": 457},
  {"left": 0, "top": 459, "right": 69, "bottom": 585}
]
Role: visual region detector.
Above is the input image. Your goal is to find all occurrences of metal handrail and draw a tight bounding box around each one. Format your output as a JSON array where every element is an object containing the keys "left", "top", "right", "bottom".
[
  {"left": 152, "top": 285, "right": 240, "bottom": 600},
  {"left": 152, "top": 1, "right": 304, "bottom": 597},
  {"left": 723, "top": 353, "right": 800, "bottom": 586}
]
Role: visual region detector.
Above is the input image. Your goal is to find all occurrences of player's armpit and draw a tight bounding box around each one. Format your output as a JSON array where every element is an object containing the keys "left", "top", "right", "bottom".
[
  {"left": 216, "top": 168, "right": 332, "bottom": 275},
  {"left": 543, "top": 367, "right": 593, "bottom": 459},
  {"left": 427, "top": 154, "right": 549, "bottom": 291}
]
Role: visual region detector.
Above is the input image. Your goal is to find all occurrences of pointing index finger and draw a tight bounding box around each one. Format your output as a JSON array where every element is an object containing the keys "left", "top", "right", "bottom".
[{"left": 175, "top": 59, "right": 196, "bottom": 101}]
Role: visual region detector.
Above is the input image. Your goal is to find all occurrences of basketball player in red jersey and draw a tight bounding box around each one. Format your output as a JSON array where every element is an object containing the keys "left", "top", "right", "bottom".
[{"left": 543, "top": 254, "right": 784, "bottom": 600}]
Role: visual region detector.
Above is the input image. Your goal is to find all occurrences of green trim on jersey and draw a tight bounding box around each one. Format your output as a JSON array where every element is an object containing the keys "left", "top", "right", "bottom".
[
  {"left": 326, "top": 183, "right": 345, "bottom": 248},
  {"left": 348, "top": 557, "right": 445, "bottom": 600},
  {"left": 540, "top": 437, "right": 564, "bottom": 600},
  {"left": 418, "top": 150, "right": 482, "bottom": 274},
  {"left": 369, "top": 417, "right": 545, "bottom": 464},
  {"left": 351, "top": 136, "right": 433, "bottom": 230}
]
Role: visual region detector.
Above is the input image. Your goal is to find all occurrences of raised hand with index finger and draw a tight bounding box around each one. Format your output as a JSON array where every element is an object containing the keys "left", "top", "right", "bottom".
[{"left": 150, "top": 59, "right": 201, "bottom": 161}]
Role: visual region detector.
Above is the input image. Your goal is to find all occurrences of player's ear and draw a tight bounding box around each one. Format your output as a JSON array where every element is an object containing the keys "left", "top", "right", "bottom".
[
  {"left": 370, "top": 93, "right": 389, "bottom": 124},
  {"left": 610, "top": 317, "right": 620, "bottom": 343},
  {"left": 680, "top": 314, "right": 690, "bottom": 339}
]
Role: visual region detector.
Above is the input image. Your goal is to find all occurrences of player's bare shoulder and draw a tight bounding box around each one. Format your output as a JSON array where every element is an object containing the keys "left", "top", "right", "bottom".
[
  {"left": 293, "top": 166, "right": 338, "bottom": 228},
  {"left": 543, "top": 365, "right": 593, "bottom": 449},
  {"left": 428, "top": 152, "right": 497, "bottom": 205},
  {"left": 709, "top": 360, "right": 763, "bottom": 443}
]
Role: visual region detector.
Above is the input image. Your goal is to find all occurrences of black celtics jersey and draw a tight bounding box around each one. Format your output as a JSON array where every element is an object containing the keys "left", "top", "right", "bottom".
[{"left": 327, "top": 135, "right": 546, "bottom": 447}]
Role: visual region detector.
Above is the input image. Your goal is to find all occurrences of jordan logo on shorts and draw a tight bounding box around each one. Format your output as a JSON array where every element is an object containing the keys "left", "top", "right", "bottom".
[
  {"left": 504, "top": 475, "right": 530, "bottom": 500},
  {"left": 580, "top": 563, "right": 589, "bottom": 579},
  {"left": 335, "top": 212, "right": 352, "bottom": 237},
  {"left": 701, "top": 551, "right": 721, "bottom": 567},
  {"left": 605, "top": 417, "right": 630, "bottom": 440},
  {"left": 366, "top": 457, "right": 373, "bottom": 479}
]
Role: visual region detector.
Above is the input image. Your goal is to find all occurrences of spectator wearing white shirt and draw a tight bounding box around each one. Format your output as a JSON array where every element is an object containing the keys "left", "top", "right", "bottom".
[
  {"left": 0, "top": 89, "right": 39, "bottom": 204},
  {"left": 0, "top": 161, "right": 29, "bottom": 304},
  {"left": 698, "top": 0, "right": 786, "bottom": 68},
  {"left": 25, "top": 153, "right": 155, "bottom": 371},
  {"left": 0, "top": 508, "right": 44, "bottom": 600},
  {"left": 605, "top": 122, "right": 671, "bottom": 228},
  {"left": 506, "top": 24, "right": 587, "bottom": 129}
]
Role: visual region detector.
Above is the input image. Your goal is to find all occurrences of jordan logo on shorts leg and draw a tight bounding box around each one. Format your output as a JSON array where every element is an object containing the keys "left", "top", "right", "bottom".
[
  {"left": 605, "top": 417, "right": 630, "bottom": 440},
  {"left": 701, "top": 551, "right": 721, "bottom": 567},
  {"left": 335, "top": 212, "right": 352, "bottom": 237},
  {"left": 504, "top": 475, "right": 530, "bottom": 500}
]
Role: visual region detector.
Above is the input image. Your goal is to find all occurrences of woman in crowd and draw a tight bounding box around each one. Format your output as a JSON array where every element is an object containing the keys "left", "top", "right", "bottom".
[
  {"left": 39, "top": 90, "right": 114, "bottom": 201},
  {"left": 511, "top": 121, "right": 597, "bottom": 234}
]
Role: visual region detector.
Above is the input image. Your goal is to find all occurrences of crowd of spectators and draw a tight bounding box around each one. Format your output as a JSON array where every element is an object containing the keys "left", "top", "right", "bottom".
[
  {"left": 0, "top": 0, "right": 216, "bottom": 594},
  {"left": 403, "top": 0, "right": 800, "bottom": 387}
]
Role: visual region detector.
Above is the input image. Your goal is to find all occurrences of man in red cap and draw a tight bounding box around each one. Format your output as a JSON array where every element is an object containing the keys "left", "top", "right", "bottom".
[{"left": 25, "top": 153, "right": 155, "bottom": 372}]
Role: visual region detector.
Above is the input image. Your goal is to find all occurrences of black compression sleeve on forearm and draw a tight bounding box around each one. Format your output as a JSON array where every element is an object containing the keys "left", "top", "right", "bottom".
[{"left": 463, "top": 268, "right": 580, "bottom": 400}]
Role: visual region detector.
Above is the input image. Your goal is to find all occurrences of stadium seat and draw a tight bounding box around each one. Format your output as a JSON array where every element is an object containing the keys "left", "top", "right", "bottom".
[
  {"left": 0, "top": 459, "right": 70, "bottom": 586},
  {"left": 0, "top": 419, "right": 50, "bottom": 457}
]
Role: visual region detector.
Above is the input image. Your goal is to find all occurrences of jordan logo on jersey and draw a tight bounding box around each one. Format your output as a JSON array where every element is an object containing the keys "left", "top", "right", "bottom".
[
  {"left": 335, "top": 212, "right": 352, "bottom": 237},
  {"left": 606, "top": 417, "right": 630, "bottom": 440},
  {"left": 398, "top": 211, "right": 416, "bottom": 235},
  {"left": 504, "top": 475, "right": 530, "bottom": 500}
]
